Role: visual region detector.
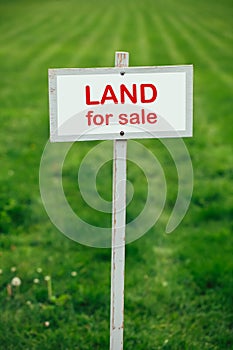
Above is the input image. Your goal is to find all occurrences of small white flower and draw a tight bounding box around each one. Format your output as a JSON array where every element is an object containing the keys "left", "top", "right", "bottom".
[
  {"left": 33, "top": 278, "right": 40, "bottom": 284},
  {"left": 44, "top": 275, "right": 51, "bottom": 281},
  {"left": 71, "top": 271, "right": 77, "bottom": 277},
  {"left": 11, "top": 277, "right": 21, "bottom": 287},
  {"left": 36, "top": 268, "right": 42, "bottom": 273},
  {"left": 44, "top": 321, "right": 50, "bottom": 327},
  {"left": 162, "top": 281, "right": 168, "bottom": 287},
  {"left": 11, "top": 266, "right": 17, "bottom": 273}
]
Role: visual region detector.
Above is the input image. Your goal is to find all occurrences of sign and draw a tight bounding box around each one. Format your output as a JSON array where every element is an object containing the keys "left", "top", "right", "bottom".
[
  {"left": 46, "top": 53, "right": 194, "bottom": 350},
  {"left": 49, "top": 65, "right": 193, "bottom": 142}
]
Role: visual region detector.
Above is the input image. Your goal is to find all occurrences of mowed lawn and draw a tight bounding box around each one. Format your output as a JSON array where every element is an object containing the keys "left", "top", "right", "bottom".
[{"left": 0, "top": 0, "right": 232, "bottom": 349}]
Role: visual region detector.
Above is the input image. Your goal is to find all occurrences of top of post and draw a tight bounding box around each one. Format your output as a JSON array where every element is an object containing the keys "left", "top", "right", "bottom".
[{"left": 115, "top": 52, "right": 129, "bottom": 68}]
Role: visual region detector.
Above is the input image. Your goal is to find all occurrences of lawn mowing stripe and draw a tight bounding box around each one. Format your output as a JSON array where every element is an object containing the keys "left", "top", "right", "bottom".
[
  {"left": 166, "top": 14, "right": 232, "bottom": 88},
  {"left": 100, "top": 10, "right": 130, "bottom": 65},
  {"left": 177, "top": 12, "right": 233, "bottom": 58},
  {"left": 178, "top": 11, "right": 232, "bottom": 54},
  {"left": 0, "top": 8, "right": 90, "bottom": 66},
  {"left": 0, "top": 2, "right": 96, "bottom": 61},
  {"left": 162, "top": 0, "right": 232, "bottom": 26},
  {"left": 25, "top": 7, "right": 105, "bottom": 72},
  {"left": 108, "top": 2, "right": 150, "bottom": 64},
  {"left": 134, "top": 3, "right": 163, "bottom": 65},
  {"left": 67, "top": 7, "right": 119, "bottom": 67},
  {"left": 0, "top": 8, "right": 55, "bottom": 46},
  {"left": 163, "top": 0, "right": 233, "bottom": 52},
  {"left": 176, "top": 12, "right": 233, "bottom": 81},
  {"left": 147, "top": 11, "right": 185, "bottom": 64},
  {"left": 0, "top": 1, "right": 93, "bottom": 43},
  {"left": 102, "top": 2, "right": 143, "bottom": 66},
  {"left": 133, "top": 5, "right": 170, "bottom": 65},
  {"left": 131, "top": 6, "right": 154, "bottom": 65}
]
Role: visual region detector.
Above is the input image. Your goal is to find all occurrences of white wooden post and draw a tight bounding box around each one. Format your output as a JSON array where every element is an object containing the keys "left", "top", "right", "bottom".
[{"left": 110, "top": 52, "right": 129, "bottom": 350}]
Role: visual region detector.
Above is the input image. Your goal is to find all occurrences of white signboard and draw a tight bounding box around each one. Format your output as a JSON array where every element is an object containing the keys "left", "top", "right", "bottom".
[{"left": 49, "top": 65, "right": 193, "bottom": 141}]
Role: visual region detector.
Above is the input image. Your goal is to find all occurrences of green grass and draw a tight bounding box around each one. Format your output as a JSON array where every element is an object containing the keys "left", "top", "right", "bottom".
[{"left": 0, "top": 0, "right": 232, "bottom": 349}]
